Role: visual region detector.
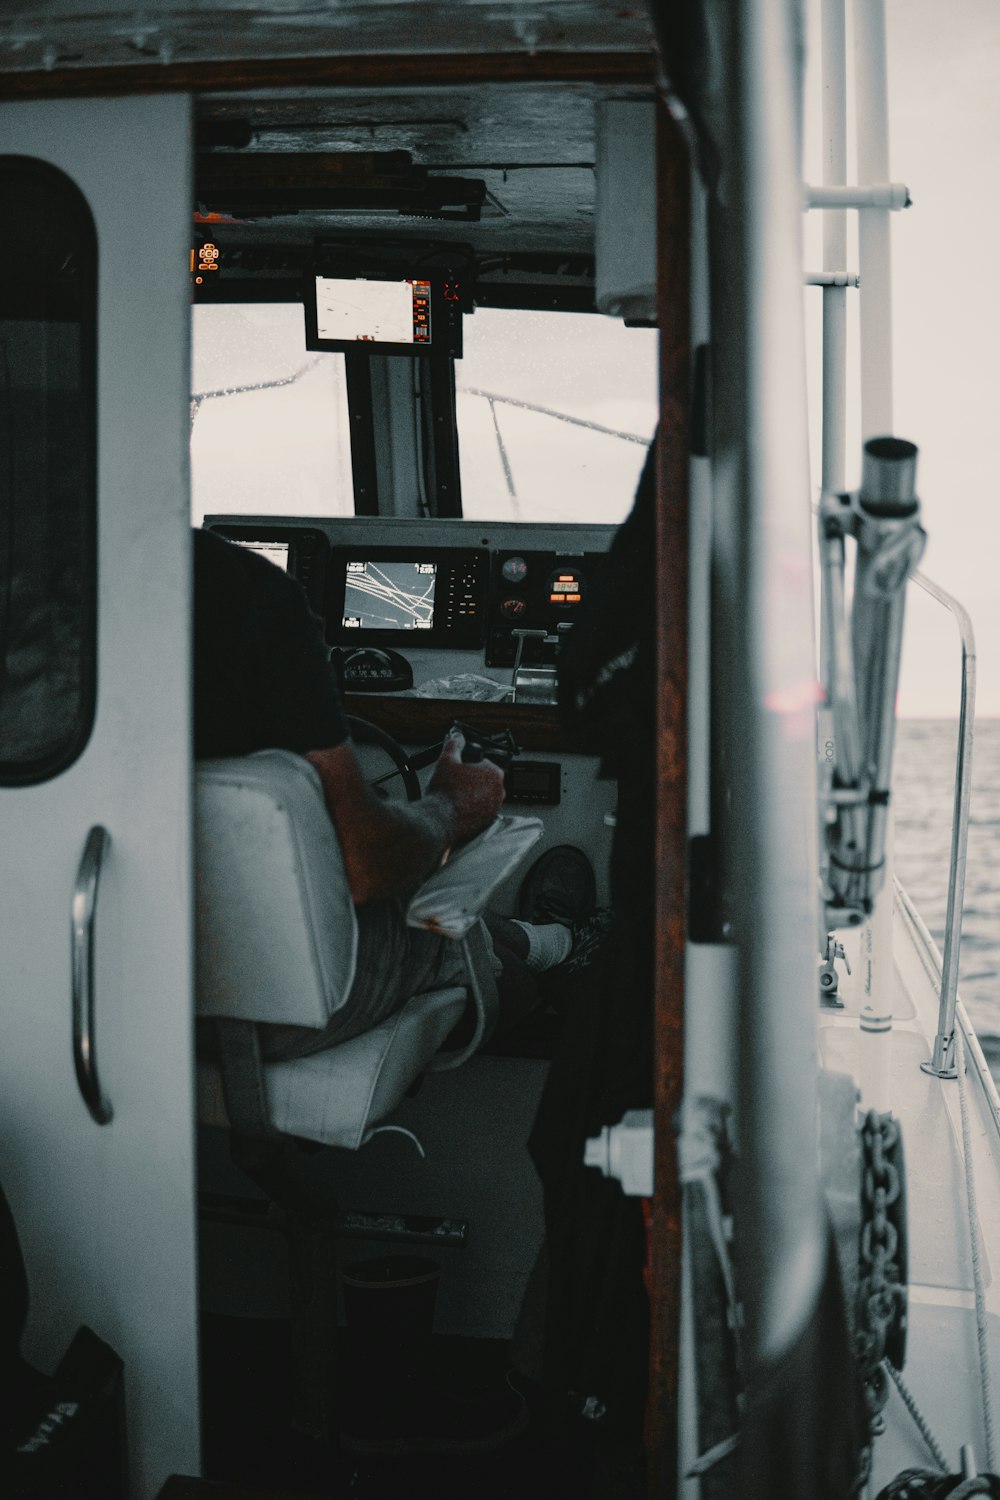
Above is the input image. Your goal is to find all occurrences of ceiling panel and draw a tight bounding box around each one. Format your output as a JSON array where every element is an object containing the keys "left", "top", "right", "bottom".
[
  {"left": 194, "top": 81, "right": 651, "bottom": 255},
  {"left": 0, "top": 3, "right": 652, "bottom": 73}
]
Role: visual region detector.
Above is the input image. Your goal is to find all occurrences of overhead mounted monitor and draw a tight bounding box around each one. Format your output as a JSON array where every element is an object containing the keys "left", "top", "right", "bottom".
[{"left": 304, "top": 270, "right": 463, "bottom": 357}]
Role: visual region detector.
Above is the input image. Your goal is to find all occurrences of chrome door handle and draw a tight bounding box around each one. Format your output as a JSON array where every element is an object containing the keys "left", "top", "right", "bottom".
[{"left": 71, "top": 826, "right": 113, "bottom": 1125}]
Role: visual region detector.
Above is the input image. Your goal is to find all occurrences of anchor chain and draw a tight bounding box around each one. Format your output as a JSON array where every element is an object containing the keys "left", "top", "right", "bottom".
[
  {"left": 857, "top": 1109, "right": 908, "bottom": 1418},
  {"left": 875, "top": 1471, "right": 1000, "bottom": 1498}
]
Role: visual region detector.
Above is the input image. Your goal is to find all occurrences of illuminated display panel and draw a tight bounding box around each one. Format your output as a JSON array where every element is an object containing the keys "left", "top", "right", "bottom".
[
  {"left": 305, "top": 271, "right": 461, "bottom": 357},
  {"left": 314, "top": 276, "right": 431, "bottom": 346},
  {"left": 548, "top": 570, "right": 583, "bottom": 604},
  {"left": 232, "top": 539, "right": 290, "bottom": 572},
  {"left": 342, "top": 559, "right": 437, "bottom": 632}
]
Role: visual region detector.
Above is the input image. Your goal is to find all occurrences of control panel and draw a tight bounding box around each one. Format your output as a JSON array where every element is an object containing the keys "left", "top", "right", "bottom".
[
  {"left": 204, "top": 521, "right": 611, "bottom": 681},
  {"left": 486, "top": 550, "right": 603, "bottom": 667},
  {"left": 504, "top": 760, "right": 562, "bottom": 805}
]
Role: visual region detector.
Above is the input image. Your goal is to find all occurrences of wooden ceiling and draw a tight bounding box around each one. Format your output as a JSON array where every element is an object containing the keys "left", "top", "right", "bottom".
[
  {"left": 194, "top": 82, "right": 654, "bottom": 256},
  {"left": 0, "top": 6, "right": 658, "bottom": 260},
  {"left": 0, "top": 3, "right": 653, "bottom": 75}
]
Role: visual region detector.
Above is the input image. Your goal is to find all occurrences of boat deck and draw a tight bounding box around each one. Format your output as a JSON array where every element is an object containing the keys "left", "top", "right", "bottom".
[{"left": 817, "top": 888, "right": 1000, "bottom": 1484}]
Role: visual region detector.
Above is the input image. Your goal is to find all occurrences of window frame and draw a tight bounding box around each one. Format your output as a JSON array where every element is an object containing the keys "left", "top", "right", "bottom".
[
  {"left": 452, "top": 302, "right": 658, "bottom": 527},
  {"left": 190, "top": 295, "right": 371, "bottom": 522},
  {"left": 0, "top": 155, "right": 98, "bottom": 787}
]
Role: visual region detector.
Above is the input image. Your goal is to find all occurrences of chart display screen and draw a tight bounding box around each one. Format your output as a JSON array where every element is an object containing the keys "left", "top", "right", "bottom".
[
  {"left": 232, "top": 539, "right": 289, "bottom": 572},
  {"left": 314, "top": 276, "right": 431, "bottom": 346},
  {"left": 305, "top": 269, "right": 461, "bottom": 357},
  {"left": 342, "top": 559, "right": 436, "bottom": 631}
]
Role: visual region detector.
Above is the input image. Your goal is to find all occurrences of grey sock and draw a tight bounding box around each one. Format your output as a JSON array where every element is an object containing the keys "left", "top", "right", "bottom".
[{"left": 509, "top": 919, "right": 572, "bottom": 973}]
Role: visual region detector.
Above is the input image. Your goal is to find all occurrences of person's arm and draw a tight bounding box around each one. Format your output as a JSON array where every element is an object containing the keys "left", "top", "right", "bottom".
[{"left": 307, "top": 730, "right": 505, "bottom": 906}]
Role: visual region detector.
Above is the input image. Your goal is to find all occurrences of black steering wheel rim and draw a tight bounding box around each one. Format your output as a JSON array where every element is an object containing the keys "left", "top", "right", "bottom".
[{"left": 346, "top": 715, "right": 422, "bottom": 803}]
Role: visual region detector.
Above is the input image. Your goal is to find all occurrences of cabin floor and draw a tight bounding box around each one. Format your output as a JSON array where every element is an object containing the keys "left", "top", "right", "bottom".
[{"left": 200, "top": 1312, "right": 644, "bottom": 1499}]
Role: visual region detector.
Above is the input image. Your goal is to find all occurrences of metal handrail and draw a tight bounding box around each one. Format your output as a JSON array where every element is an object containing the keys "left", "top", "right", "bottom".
[
  {"left": 911, "top": 569, "right": 977, "bottom": 1078},
  {"left": 71, "top": 825, "right": 114, "bottom": 1125},
  {"left": 895, "top": 879, "right": 1000, "bottom": 1135}
]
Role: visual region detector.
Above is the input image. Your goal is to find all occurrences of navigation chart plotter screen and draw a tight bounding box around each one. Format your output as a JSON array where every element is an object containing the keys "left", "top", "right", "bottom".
[
  {"left": 316, "top": 277, "right": 431, "bottom": 347},
  {"left": 343, "top": 560, "right": 437, "bottom": 632},
  {"left": 329, "top": 545, "right": 486, "bottom": 649}
]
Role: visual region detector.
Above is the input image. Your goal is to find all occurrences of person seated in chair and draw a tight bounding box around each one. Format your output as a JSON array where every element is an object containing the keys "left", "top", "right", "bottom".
[{"left": 193, "top": 527, "right": 597, "bottom": 1059}]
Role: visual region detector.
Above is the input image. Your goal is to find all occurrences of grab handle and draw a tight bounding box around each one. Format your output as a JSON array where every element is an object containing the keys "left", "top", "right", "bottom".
[{"left": 72, "top": 826, "right": 114, "bottom": 1125}]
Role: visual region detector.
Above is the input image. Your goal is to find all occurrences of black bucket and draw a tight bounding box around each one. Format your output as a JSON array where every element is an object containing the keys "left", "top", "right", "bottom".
[{"left": 341, "top": 1255, "right": 440, "bottom": 1350}]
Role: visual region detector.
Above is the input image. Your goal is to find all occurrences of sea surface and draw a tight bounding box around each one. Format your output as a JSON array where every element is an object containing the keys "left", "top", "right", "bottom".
[{"left": 894, "top": 718, "right": 1000, "bottom": 1076}]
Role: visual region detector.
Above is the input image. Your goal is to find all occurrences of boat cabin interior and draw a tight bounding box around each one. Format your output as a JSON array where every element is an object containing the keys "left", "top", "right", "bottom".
[
  {"left": 187, "top": 65, "right": 666, "bottom": 1499},
  {"left": 0, "top": 21, "right": 685, "bottom": 1500},
  {"left": 6, "top": 6, "right": 1000, "bottom": 1500}
]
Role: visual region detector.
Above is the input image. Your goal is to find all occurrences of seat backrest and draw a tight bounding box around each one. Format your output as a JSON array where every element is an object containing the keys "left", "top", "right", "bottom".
[{"left": 195, "top": 750, "right": 358, "bottom": 1028}]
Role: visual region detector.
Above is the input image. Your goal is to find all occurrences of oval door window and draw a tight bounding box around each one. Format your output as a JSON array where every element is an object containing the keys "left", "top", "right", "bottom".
[{"left": 0, "top": 157, "right": 97, "bottom": 785}]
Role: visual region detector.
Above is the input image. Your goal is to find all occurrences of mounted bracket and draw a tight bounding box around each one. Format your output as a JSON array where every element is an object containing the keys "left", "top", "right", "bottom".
[{"left": 819, "top": 438, "right": 926, "bottom": 931}]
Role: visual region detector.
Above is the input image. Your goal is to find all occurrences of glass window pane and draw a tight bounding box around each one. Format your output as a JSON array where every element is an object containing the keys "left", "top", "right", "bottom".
[
  {"left": 191, "top": 304, "right": 354, "bottom": 525},
  {"left": 0, "top": 157, "right": 97, "bottom": 785},
  {"left": 455, "top": 308, "right": 658, "bottom": 524}
]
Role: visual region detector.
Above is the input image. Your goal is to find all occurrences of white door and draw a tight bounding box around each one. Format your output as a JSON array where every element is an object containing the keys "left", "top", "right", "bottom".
[{"left": 0, "top": 97, "right": 199, "bottom": 1495}]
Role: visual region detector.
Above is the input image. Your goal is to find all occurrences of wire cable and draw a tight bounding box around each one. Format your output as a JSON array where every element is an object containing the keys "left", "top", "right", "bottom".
[{"left": 883, "top": 1358, "right": 949, "bottom": 1473}]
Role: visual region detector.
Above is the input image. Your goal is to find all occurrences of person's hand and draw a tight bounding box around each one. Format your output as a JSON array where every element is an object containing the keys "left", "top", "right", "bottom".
[{"left": 426, "top": 730, "right": 505, "bottom": 846}]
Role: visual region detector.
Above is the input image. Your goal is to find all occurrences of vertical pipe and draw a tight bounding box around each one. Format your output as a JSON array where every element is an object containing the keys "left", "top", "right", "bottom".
[
  {"left": 818, "top": 0, "right": 848, "bottom": 833},
  {"left": 853, "top": 0, "right": 894, "bottom": 438},
  {"left": 853, "top": 0, "right": 896, "bottom": 1083},
  {"left": 733, "top": 0, "right": 827, "bottom": 1375},
  {"left": 821, "top": 0, "right": 848, "bottom": 495}
]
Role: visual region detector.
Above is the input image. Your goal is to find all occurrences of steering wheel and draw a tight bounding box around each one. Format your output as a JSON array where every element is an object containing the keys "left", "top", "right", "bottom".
[{"left": 346, "top": 715, "right": 423, "bottom": 803}]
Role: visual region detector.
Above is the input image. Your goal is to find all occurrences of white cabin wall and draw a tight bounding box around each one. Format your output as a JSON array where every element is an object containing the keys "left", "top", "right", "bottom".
[{"left": 0, "top": 94, "right": 200, "bottom": 1497}]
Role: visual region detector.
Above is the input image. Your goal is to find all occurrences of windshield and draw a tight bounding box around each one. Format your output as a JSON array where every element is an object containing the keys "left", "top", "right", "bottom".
[
  {"left": 190, "top": 304, "right": 354, "bottom": 526},
  {"left": 191, "top": 302, "right": 658, "bottom": 526},
  {"left": 455, "top": 308, "right": 658, "bottom": 524}
]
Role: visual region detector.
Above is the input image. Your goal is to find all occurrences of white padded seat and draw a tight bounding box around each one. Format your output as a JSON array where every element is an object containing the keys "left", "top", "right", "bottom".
[
  {"left": 196, "top": 985, "right": 468, "bottom": 1150},
  {"left": 195, "top": 749, "right": 541, "bottom": 1149},
  {"left": 196, "top": 751, "right": 358, "bottom": 1029}
]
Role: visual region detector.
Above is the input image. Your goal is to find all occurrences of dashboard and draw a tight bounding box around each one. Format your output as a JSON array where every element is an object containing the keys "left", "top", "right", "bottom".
[
  {"left": 202, "top": 514, "right": 619, "bottom": 898},
  {"left": 205, "top": 517, "right": 615, "bottom": 678}
]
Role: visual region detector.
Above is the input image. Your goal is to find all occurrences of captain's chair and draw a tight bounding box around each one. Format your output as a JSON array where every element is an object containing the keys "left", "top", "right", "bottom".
[
  {"left": 194, "top": 749, "right": 543, "bottom": 1439},
  {"left": 194, "top": 749, "right": 542, "bottom": 1150}
]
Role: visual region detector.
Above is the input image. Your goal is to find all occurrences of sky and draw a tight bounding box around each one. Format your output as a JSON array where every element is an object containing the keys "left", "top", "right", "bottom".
[{"left": 804, "top": 0, "right": 1000, "bottom": 716}]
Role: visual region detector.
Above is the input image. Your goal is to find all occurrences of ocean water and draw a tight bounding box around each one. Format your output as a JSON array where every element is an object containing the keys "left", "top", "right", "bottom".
[{"left": 894, "top": 718, "right": 1000, "bottom": 1074}]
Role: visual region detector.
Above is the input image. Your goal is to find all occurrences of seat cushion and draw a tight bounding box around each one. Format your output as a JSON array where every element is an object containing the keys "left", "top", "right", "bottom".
[
  {"left": 195, "top": 751, "right": 358, "bottom": 1027},
  {"left": 197, "top": 985, "right": 467, "bottom": 1149}
]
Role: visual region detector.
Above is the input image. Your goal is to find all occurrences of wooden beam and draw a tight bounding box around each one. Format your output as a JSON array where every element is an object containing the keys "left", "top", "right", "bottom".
[
  {"left": 646, "top": 98, "right": 691, "bottom": 1499},
  {"left": 0, "top": 51, "right": 654, "bottom": 103}
]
